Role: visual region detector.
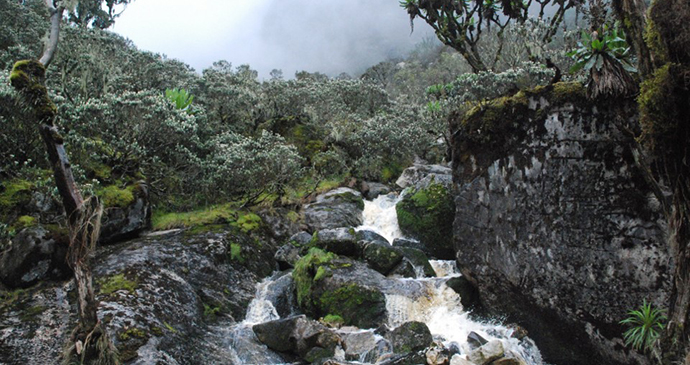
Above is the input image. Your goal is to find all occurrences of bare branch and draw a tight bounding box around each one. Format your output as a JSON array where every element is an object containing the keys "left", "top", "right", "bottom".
[{"left": 38, "top": 2, "right": 64, "bottom": 67}]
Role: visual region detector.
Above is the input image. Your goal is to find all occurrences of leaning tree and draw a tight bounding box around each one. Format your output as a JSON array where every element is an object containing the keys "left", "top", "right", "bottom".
[{"left": 8, "top": 0, "right": 131, "bottom": 363}]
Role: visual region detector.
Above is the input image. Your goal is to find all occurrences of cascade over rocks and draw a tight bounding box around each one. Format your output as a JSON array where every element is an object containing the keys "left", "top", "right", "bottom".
[
  {"left": 252, "top": 315, "right": 342, "bottom": 363},
  {"left": 451, "top": 84, "right": 670, "bottom": 364},
  {"left": 304, "top": 187, "right": 364, "bottom": 232}
]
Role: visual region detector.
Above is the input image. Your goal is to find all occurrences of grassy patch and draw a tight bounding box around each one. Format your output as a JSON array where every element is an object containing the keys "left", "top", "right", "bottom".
[
  {"left": 152, "top": 203, "right": 239, "bottom": 231},
  {"left": 97, "top": 185, "right": 136, "bottom": 208},
  {"left": 230, "top": 243, "right": 244, "bottom": 263}
]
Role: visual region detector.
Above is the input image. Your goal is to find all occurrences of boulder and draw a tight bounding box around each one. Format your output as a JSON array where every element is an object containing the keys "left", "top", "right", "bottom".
[
  {"left": 361, "top": 182, "right": 392, "bottom": 200},
  {"left": 395, "top": 182, "right": 455, "bottom": 259},
  {"left": 338, "top": 328, "right": 377, "bottom": 361},
  {"left": 392, "top": 238, "right": 426, "bottom": 252},
  {"left": 313, "top": 228, "right": 360, "bottom": 257},
  {"left": 446, "top": 276, "right": 481, "bottom": 312},
  {"left": 468, "top": 340, "right": 504, "bottom": 365},
  {"left": 395, "top": 164, "right": 451, "bottom": 189},
  {"left": 388, "top": 259, "right": 416, "bottom": 278},
  {"left": 450, "top": 354, "right": 474, "bottom": 365},
  {"left": 388, "top": 321, "right": 432, "bottom": 354},
  {"left": 0, "top": 226, "right": 70, "bottom": 288},
  {"left": 288, "top": 231, "right": 313, "bottom": 247},
  {"left": 275, "top": 243, "right": 301, "bottom": 270},
  {"left": 304, "top": 188, "right": 364, "bottom": 232},
  {"left": 363, "top": 241, "right": 404, "bottom": 276},
  {"left": 398, "top": 247, "right": 435, "bottom": 278},
  {"left": 357, "top": 229, "right": 390, "bottom": 245},
  {"left": 425, "top": 341, "right": 451, "bottom": 365},
  {"left": 258, "top": 208, "right": 300, "bottom": 240},
  {"left": 99, "top": 182, "right": 151, "bottom": 244},
  {"left": 252, "top": 315, "right": 342, "bottom": 363},
  {"left": 466, "top": 331, "right": 488, "bottom": 349}
]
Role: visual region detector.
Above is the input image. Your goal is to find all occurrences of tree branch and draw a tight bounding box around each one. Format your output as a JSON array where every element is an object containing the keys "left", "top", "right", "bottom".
[{"left": 38, "top": 1, "right": 63, "bottom": 67}]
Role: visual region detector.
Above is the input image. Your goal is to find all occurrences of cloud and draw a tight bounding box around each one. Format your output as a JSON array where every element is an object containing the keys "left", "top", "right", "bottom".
[{"left": 113, "top": 0, "right": 436, "bottom": 78}]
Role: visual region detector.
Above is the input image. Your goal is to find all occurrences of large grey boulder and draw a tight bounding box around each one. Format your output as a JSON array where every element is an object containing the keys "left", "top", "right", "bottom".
[
  {"left": 303, "top": 188, "right": 364, "bottom": 232},
  {"left": 388, "top": 321, "right": 432, "bottom": 354},
  {"left": 0, "top": 225, "right": 70, "bottom": 288}
]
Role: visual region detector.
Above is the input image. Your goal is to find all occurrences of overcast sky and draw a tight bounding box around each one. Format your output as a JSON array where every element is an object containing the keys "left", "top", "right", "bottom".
[{"left": 111, "top": 0, "right": 437, "bottom": 79}]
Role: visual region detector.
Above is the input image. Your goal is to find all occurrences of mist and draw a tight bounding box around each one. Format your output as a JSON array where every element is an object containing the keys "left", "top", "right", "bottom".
[{"left": 113, "top": 0, "right": 437, "bottom": 79}]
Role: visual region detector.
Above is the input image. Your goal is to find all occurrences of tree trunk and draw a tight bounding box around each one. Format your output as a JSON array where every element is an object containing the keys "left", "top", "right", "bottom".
[
  {"left": 611, "top": 0, "right": 655, "bottom": 77},
  {"left": 9, "top": 3, "right": 117, "bottom": 363}
]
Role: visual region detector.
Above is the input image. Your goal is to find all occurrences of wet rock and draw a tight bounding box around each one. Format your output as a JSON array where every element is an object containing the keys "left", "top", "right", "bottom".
[
  {"left": 398, "top": 247, "right": 435, "bottom": 277},
  {"left": 388, "top": 321, "right": 432, "bottom": 354},
  {"left": 275, "top": 243, "right": 301, "bottom": 270},
  {"left": 362, "top": 182, "right": 392, "bottom": 200},
  {"left": 449, "top": 354, "right": 475, "bottom": 365},
  {"left": 446, "top": 276, "right": 481, "bottom": 312},
  {"left": 467, "top": 331, "right": 488, "bottom": 349},
  {"left": 258, "top": 208, "right": 300, "bottom": 240},
  {"left": 262, "top": 272, "right": 298, "bottom": 318},
  {"left": 357, "top": 229, "right": 390, "bottom": 245},
  {"left": 253, "top": 315, "right": 342, "bottom": 363},
  {"left": 293, "top": 251, "right": 388, "bottom": 329},
  {"left": 395, "top": 164, "right": 451, "bottom": 189},
  {"left": 363, "top": 337, "right": 394, "bottom": 363},
  {"left": 493, "top": 357, "right": 526, "bottom": 365},
  {"left": 506, "top": 323, "right": 528, "bottom": 340},
  {"left": 426, "top": 341, "right": 451, "bottom": 365},
  {"left": 388, "top": 259, "right": 416, "bottom": 278},
  {"left": 468, "top": 340, "right": 504, "bottom": 364},
  {"left": 100, "top": 182, "right": 151, "bottom": 244},
  {"left": 338, "top": 328, "right": 377, "bottom": 361},
  {"left": 288, "top": 231, "right": 313, "bottom": 246},
  {"left": 363, "top": 241, "right": 404, "bottom": 275},
  {"left": 304, "top": 188, "right": 364, "bottom": 232},
  {"left": 392, "top": 237, "right": 426, "bottom": 251},
  {"left": 313, "top": 228, "right": 360, "bottom": 257},
  {"left": 0, "top": 225, "right": 70, "bottom": 288},
  {"left": 396, "top": 182, "right": 455, "bottom": 259}
]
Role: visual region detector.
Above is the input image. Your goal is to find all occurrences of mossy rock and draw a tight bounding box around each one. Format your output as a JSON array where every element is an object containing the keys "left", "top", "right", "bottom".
[
  {"left": 396, "top": 183, "right": 455, "bottom": 259},
  {"left": 0, "top": 179, "right": 33, "bottom": 220},
  {"left": 389, "top": 321, "right": 433, "bottom": 354},
  {"left": 363, "top": 242, "right": 404, "bottom": 275},
  {"left": 97, "top": 185, "right": 137, "bottom": 208},
  {"left": 293, "top": 248, "right": 338, "bottom": 314},
  {"left": 318, "top": 283, "right": 386, "bottom": 329},
  {"left": 399, "top": 247, "right": 436, "bottom": 278}
]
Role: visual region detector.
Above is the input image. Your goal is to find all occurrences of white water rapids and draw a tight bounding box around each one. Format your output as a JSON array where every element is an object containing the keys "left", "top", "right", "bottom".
[{"left": 227, "top": 192, "right": 543, "bottom": 364}]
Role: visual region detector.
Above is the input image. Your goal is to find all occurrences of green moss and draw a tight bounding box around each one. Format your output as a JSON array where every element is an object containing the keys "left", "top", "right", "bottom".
[
  {"left": 230, "top": 243, "right": 244, "bottom": 263},
  {"left": 321, "top": 314, "right": 345, "bottom": 327},
  {"left": 98, "top": 185, "right": 136, "bottom": 208},
  {"left": 0, "top": 179, "right": 33, "bottom": 214},
  {"left": 119, "top": 327, "right": 148, "bottom": 341},
  {"left": 14, "top": 215, "right": 36, "bottom": 230},
  {"left": 152, "top": 203, "right": 238, "bottom": 231},
  {"left": 318, "top": 283, "right": 386, "bottom": 328},
  {"left": 286, "top": 211, "right": 300, "bottom": 223},
  {"left": 233, "top": 212, "right": 262, "bottom": 233},
  {"left": 203, "top": 303, "right": 222, "bottom": 320},
  {"left": 150, "top": 326, "right": 163, "bottom": 337},
  {"left": 638, "top": 63, "right": 684, "bottom": 152},
  {"left": 396, "top": 183, "right": 455, "bottom": 259},
  {"left": 293, "top": 248, "right": 337, "bottom": 311},
  {"left": 644, "top": 19, "right": 669, "bottom": 65},
  {"left": 332, "top": 192, "right": 365, "bottom": 210},
  {"left": 163, "top": 322, "right": 178, "bottom": 333},
  {"left": 99, "top": 273, "right": 138, "bottom": 295},
  {"left": 314, "top": 266, "right": 332, "bottom": 281}
]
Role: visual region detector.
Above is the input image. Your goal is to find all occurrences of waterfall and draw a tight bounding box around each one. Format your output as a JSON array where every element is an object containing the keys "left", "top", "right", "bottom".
[{"left": 357, "top": 192, "right": 404, "bottom": 243}]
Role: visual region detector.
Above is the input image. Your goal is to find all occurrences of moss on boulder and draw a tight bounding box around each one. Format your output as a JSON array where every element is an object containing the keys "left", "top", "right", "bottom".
[{"left": 396, "top": 183, "right": 455, "bottom": 259}]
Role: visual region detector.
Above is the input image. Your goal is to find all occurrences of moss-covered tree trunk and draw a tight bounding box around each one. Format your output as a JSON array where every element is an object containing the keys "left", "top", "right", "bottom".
[{"left": 9, "top": 2, "right": 117, "bottom": 364}]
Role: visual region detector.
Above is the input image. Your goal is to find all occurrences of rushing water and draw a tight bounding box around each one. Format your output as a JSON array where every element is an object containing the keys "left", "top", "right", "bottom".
[{"left": 227, "top": 192, "right": 543, "bottom": 364}]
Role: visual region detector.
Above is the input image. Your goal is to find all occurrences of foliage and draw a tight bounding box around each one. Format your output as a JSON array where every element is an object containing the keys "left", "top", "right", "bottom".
[
  {"left": 165, "top": 88, "right": 194, "bottom": 111},
  {"left": 620, "top": 300, "right": 667, "bottom": 352},
  {"left": 567, "top": 23, "right": 635, "bottom": 75},
  {"left": 400, "top": 0, "right": 579, "bottom": 72},
  {"left": 151, "top": 204, "right": 238, "bottom": 231}
]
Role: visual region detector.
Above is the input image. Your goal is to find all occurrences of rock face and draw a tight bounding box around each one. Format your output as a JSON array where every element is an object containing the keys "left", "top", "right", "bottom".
[
  {"left": 99, "top": 182, "right": 151, "bottom": 244},
  {"left": 395, "top": 164, "right": 452, "bottom": 189},
  {"left": 0, "top": 226, "right": 70, "bottom": 288},
  {"left": 253, "top": 315, "right": 342, "bottom": 363},
  {"left": 0, "top": 228, "right": 280, "bottom": 364},
  {"left": 304, "top": 188, "right": 364, "bottom": 232},
  {"left": 451, "top": 84, "right": 670, "bottom": 364}
]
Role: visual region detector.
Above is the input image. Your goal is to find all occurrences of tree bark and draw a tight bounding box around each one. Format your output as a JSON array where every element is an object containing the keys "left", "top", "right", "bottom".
[{"left": 611, "top": 0, "right": 656, "bottom": 77}]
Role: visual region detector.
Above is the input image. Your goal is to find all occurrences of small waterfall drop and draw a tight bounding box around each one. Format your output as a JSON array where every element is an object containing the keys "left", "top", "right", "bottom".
[{"left": 357, "top": 192, "right": 404, "bottom": 243}]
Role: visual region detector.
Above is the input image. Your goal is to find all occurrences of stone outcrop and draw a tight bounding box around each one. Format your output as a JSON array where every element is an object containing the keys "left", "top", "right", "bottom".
[
  {"left": 303, "top": 188, "right": 364, "bottom": 232},
  {"left": 451, "top": 83, "right": 670, "bottom": 364},
  {"left": 99, "top": 182, "right": 151, "bottom": 244}
]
